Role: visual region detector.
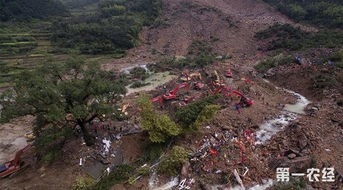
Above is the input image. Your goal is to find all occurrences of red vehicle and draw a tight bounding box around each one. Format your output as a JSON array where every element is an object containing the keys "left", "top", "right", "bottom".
[
  {"left": 211, "top": 85, "right": 233, "bottom": 95},
  {"left": 212, "top": 86, "right": 253, "bottom": 107},
  {"left": 229, "top": 90, "right": 253, "bottom": 107},
  {"left": 225, "top": 69, "right": 233, "bottom": 78},
  {"left": 0, "top": 144, "right": 32, "bottom": 178},
  {"left": 151, "top": 83, "right": 190, "bottom": 105}
]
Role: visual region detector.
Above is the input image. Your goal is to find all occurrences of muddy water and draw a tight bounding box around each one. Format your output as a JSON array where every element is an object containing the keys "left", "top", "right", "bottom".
[
  {"left": 126, "top": 72, "right": 177, "bottom": 96},
  {"left": 255, "top": 82, "right": 310, "bottom": 144}
]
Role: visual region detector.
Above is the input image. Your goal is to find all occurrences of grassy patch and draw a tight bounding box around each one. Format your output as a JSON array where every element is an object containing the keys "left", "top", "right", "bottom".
[
  {"left": 130, "top": 81, "right": 151, "bottom": 88},
  {"left": 255, "top": 53, "right": 293, "bottom": 72}
]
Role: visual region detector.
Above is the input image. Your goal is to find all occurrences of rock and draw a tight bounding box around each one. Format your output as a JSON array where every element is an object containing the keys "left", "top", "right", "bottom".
[
  {"left": 215, "top": 56, "right": 223, "bottom": 60},
  {"left": 311, "top": 106, "right": 319, "bottom": 111},
  {"left": 265, "top": 68, "right": 276, "bottom": 77},
  {"left": 181, "top": 161, "right": 191, "bottom": 177},
  {"left": 287, "top": 153, "right": 297, "bottom": 159},
  {"left": 221, "top": 125, "right": 232, "bottom": 130},
  {"left": 331, "top": 116, "right": 341, "bottom": 123}
]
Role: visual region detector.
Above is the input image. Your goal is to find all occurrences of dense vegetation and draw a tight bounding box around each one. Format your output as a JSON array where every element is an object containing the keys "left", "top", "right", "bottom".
[
  {"left": 158, "top": 146, "right": 189, "bottom": 176},
  {"left": 52, "top": 0, "right": 162, "bottom": 54},
  {"left": 0, "top": 34, "right": 38, "bottom": 56},
  {"left": 263, "top": 0, "right": 343, "bottom": 28},
  {"left": 137, "top": 95, "right": 182, "bottom": 143},
  {"left": 255, "top": 24, "right": 343, "bottom": 51},
  {"left": 175, "top": 95, "right": 219, "bottom": 129},
  {"left": 0, "top": 58, "right": 126, "bottom": 160},
  {"left": 61, "top": 0, "right": 99, "bottom": 9},
  {"left": 0, "top": 0, "right": 68, "bottom": 21}
]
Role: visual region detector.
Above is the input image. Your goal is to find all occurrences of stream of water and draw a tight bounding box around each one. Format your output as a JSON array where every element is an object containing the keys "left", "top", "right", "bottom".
[{"left": 255, "top": 81, "right": 310, "bottom": 144}]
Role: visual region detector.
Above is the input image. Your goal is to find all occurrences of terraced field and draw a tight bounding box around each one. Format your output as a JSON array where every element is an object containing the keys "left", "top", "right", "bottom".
[
  {"left": 0, "top": 2, "right": 101, "bottom": 88},
  {"left": 0, "top": 22, "right": 55, "bottom": 87}
]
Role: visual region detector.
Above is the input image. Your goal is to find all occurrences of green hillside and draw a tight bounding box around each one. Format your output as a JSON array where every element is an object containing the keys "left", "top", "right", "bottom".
[{"left": 0, "top": 0, "right": 68, "bottom": 21}]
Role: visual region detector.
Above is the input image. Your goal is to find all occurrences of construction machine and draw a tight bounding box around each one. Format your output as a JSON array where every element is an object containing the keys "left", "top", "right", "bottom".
[
  {"left": 150, "top": 83, "right": 190, "bottom": 105},
  {"left": 229, "top": 90, "right": 253, "bottom": 107},
  {"left": 225, "top": 69, "right": 233, "bottom": 78},
  {"left": 211, "top": 85, "right": 233, "bottom": 95},
  {"left": 212, "top": 70, "right": 224, "bottom": 86},
  {"left": 0, "top": 144, "right": 32, "bottom": 178},
  {"left": 211, "top": 86, "right": 253, "bottom": 107},
  {"left": 180, "top": 70, "right": 202, "bottom": 81}
]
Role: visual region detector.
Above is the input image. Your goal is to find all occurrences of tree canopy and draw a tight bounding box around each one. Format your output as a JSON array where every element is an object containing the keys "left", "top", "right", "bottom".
[
  {"left": 0, "top": 0, "right": 68, "bottom": 21},
  {"left": 52, "top": 0, "right": 162, "bottom": 54},
  {"left": 137, "top": 95, "right": 181, "bottom": 143},
  {"left": 263, "top": 0, "right": 343, "bottom": 28},
  {"left": 0, "top": 57, "right": 126, "bottom": 146}
]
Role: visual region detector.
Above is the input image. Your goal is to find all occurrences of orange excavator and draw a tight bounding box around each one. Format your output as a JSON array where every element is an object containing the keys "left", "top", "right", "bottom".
[
  {"left": 229, "top": 90, "right": 253, "bottom": 107},
  {"left": 0, "top": 144, "right": 32, "bottom": 178},
  {"left": 211, "top": 85, "right": 253, "bottom": 107},
  {"left": 150, "top": 83, "right": 190, "bottom": 105},
  {"left": 211, "top": 85, "right": 233, "bottom": 95}
]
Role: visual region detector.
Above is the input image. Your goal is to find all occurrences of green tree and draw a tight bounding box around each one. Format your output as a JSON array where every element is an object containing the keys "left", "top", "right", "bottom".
[
  {"left": 137, "top": 95, "right": 181, "bottom": 143},
  {"left": 175, "top": 95, "right": 219, "bottom": 129},
  {"left": 190, "top": 104, "right": 220, "bottom": 130},
  {"left": 0, "top": 57, "right": 126, "bottom": 146},
  {"left": 158, "top": 146, "right": 189, "bottom": 176}
]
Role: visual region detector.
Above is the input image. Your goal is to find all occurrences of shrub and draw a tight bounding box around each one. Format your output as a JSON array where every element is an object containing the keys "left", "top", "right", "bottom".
[
  {"left": 138, "top": 95, "right": 182, "bottom": 143},
  {"left": 90, "top": 164, "right": 134, "bottom": 190},
  {"left": 192, "top": 53, "right": 215, "bottom": 68},
  {"left": 142, "top": 143, "right": 166, "bottom": 162},
  {"left": 255, "top": 53, "right": 293, "bottom": 72},
  {"left": 72, "top": 176, "right": 95, "bottom": 190},
  {"left": 176, "top": 95, "right": 219, "bottom": 129},
  {"left": 190, "top": 105, "right": 220, "bottom": 130},
  {"left": 312, "top": 73, "right": 337, "bottom": 89},
  {"left": 130, "top": 67, "right": 150, "bottom": 80},
  {"left": 158, "top": 146, "right": 189, "bottom": 176}
]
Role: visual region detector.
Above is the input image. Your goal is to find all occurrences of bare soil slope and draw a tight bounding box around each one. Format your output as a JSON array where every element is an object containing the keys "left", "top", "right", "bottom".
[{"left": 103, "top": 0, "right": 313, "bottom": 71}]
